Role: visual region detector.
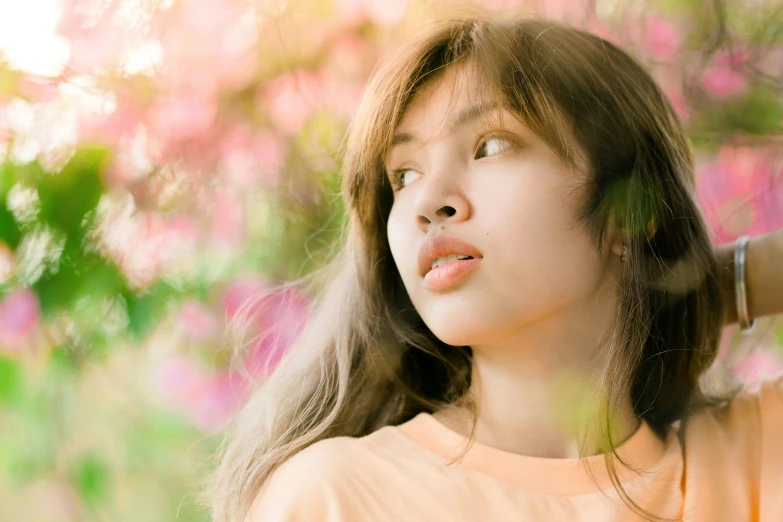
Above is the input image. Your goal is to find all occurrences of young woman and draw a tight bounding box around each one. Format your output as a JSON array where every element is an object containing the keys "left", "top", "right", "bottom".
[{"left": 204, "top": 16, "right": 783, "bottom": 522}]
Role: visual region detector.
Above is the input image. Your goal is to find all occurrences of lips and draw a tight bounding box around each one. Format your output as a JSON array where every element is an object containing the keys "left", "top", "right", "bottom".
[{"left": 417, "top": 233, "right": 484, "bottom": 278}]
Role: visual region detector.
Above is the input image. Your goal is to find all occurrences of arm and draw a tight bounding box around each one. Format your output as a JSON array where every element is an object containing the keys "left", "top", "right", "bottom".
[{"left": 716, "top": 229, "right": 783, "bottom": 327}]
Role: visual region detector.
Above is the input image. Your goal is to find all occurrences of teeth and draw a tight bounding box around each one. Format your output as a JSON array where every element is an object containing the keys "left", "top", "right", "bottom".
[{"left": 431, "top": 254, "right": 473, "bottom": 270}]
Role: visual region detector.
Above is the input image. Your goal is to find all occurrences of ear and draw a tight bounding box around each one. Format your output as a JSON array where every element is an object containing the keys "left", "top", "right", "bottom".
[
  {"left": 610, "top": 237, "right": 625, "bottom": 258},
  {"left": 605, "top": 209, "right": 659, "bottom": 258},
  {"left": 606, "top": 207, "right": 626, "bottom": 258}
]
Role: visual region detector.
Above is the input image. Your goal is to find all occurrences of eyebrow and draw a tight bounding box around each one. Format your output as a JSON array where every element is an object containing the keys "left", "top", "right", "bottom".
[{"left": 390, "top": 101, "right": 500, "bottom": 150}]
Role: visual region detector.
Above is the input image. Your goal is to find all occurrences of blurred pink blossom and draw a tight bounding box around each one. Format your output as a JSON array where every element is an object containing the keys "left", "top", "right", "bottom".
[
  {"left": 57, "top": 2, "right": 126, "bottom": 73},
  {"left": 324, "top": 78, "right": 366, "bottom": 121},
  {"left": 325, "top": 34, "right": 374, "bottom": 80},
  {"left": 261, "top": 68, "right": 366, "bottom": 131},
  {"left": 0, "top": 111, "right": 8, "bottom": 141},
  {"left": 242, "top": 288, "right": 309, "bottom": 379},
  {"left": 364, "top": 0, "right": 407, "bottom": 26},
  {"left": 78, "top": 94, "right": 145, "bottom": 146},
  {"left": 221, "top": 277, "right": 269, "bottom": 324},
  {"left": 696, "top": 145, "right": 783, "bottom": 243},
  {"left": 333, "top": 0, "right": 407, "bottom": 26},
  {"left": 67, "top": 26, "right": 126, "bottom": 73},
  {"left": 586, "top": 18, "right": 623, "bottom": 47},
  {"left": 148, "top": 93, "right": 218, "bottom": 142},
  {"left": 734, "top": 348, "right": 783, "bottom": 390},
  {"left": 152, "top": 354, "right": 205, "bottom": 404},
  {"left": 701, "top": 67, "right": 748, "bottom": 100},
  {"left": 151, "top": 355, "right": 248, "bottom": 432},
  {"left": 262, "top": 70, "right": 326, "bottom": 135},
  {"left": 653, "top": 65, "right": 692, "bottom": 122},
  {"left": 666, "top": 89, "right": 691, "bottom": 121},
  {"left": 105, "top": 212, "right": 200, "bottom": 290},
  {"left": 628, "top": 15, "right": 684, "bottom": 62},
  {"left": 186, "top": 370, "right": 248, "bottom": 432},
  {"left": 536, "top": 0, "right": 590, "bottom": 22},
  {"left": 156, "top": 0, "right": 258, "bottom": 91},
  {"left": 0, "top": 289, "right": 39, "bottom": 353},
  {"left": 208, "top": 190, "right": 246, "bottom": 247},
  {"left": 176, "top": 300, "right": 217, "bottom": 342},
  {"left": 757, "top": 47, "right": 783, "bottom": 78},
  {"left": 219, "top": 126, "right": 286, "bottom": 187},
  {"left": 712, "top": 48, "right": 751, "bottom": 69},
  {"left": 16, "top": 78, "right": 62, "bottom": 104},
  {"left": 221, "top": 281, "right": 309, "bottom": 378}
]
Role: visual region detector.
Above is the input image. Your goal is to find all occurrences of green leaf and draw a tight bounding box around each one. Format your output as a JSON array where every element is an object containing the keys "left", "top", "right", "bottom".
[
  {"left": 123, "top": 281, "right": 181, "bottom": 341},
  {"left": 0, "top": 163, "right": 21, "bottom": 250},
  {"left": 37, "top": 146, "right": 109, "bottom": 235},
  {"left": 0, "top": 354, "right": 21, "bottom": 404},
  {"left": 33, "top": 245, "right": 126, "bottom": 321},
  {"left": 691, "top": 86, "right": 783, "bottom": 137},
  {"left": 70, "top": 454, "right": 110, "bottom": 506}
]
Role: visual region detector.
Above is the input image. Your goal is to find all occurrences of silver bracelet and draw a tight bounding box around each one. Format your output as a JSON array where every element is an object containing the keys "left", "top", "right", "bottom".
[{"left": 734, "top": 235, "right": 755, "bottom": 333}]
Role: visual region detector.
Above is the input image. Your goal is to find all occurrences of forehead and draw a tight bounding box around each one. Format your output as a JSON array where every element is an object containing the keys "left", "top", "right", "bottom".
[
  {"left": 396, "top": 64, "right": 495, "bottom": 132},
  {"left": 389, "top": 64, "right": 511, "bottom": 157}
]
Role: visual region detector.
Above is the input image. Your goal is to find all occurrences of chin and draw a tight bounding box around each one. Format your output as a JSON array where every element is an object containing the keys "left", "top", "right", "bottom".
[{"left": 427, "top": 324, "right": 481, "bottom": 347}]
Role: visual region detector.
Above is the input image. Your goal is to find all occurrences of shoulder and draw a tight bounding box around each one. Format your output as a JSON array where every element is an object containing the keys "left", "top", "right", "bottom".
[
  {"left": 682, "top": 372, "right": 783, "bottom": 463},
  {"left": 244, "top": 430, "right": 396, "bottom": 522},
  {"left": 686, "top": 373, "right": 782, "bottom": 433}
]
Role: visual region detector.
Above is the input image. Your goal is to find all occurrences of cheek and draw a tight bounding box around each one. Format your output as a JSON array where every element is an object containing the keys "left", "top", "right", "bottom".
[
  {"left": 481, "top": 181, "right": 598, "bottom": 297},
  {"left": 386, "top": 208, "right": 409, "bottom": 272}
]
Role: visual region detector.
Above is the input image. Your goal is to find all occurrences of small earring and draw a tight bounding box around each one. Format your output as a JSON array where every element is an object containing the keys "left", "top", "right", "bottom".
[{"left": 620, "top": 244, "right": 627, "bottom": 262}]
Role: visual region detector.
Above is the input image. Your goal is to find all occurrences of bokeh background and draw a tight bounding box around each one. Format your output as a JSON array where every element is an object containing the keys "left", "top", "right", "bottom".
[{"left": 0, "top": 0, "right": 782, "bottom": 520}]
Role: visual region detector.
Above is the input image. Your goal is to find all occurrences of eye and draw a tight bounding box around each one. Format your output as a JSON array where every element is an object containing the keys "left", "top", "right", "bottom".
[
  {"left": 475, "top": 135, "right": 515, "bottom": 159},
  {"left": 390, "top": 168, "right": 420, "bottom": 191}
]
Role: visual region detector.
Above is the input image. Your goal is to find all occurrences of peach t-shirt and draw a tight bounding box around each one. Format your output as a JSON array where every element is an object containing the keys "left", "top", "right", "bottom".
[{"left": 248, "top": 373, "right": 783, "bottom": 521}]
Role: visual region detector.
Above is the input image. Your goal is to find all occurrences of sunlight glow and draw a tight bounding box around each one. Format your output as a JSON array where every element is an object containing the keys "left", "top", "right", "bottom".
[{"left": 0, "top": 0, "right": 71, "bottom": 77}]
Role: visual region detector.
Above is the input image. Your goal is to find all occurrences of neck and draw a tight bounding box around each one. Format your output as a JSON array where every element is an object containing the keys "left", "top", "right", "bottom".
[{"left": 433, "top": 298, "right": 641, "bottom": 459}]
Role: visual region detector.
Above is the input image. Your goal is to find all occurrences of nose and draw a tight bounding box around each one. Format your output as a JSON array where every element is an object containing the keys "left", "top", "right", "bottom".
[{"left": 415, "top": 171, "right": 472, "bottom": 232}]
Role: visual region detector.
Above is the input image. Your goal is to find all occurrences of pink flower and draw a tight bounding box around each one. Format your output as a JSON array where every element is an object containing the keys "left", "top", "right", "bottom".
[
  {"left": 219, "top": 126, "right": 286, "bottom": 187},
  {"left": 148, "top": 93, "right": 218, "bottom": 142},
  {"left": 364, "top": 0, "right": 407, "bottom": 27},
  {"left": 586, "top": 18, "right": 623, "bottom": 47},
  {"left": 208, "top": 190, "right": 246, "bottom": 247},
  {"left": 262, "top": 70, "right": 326, "bottom": 135},
  {"left": 535, "top": 0, "right": 590, "bottom": 22},
  {"left": 696, "top": 145, "right": 783, "bottom": 243},
  {"left": 0, "top": 289, "right": 40, "bottom": 353},
  {"left": 241, "top": 288, "right": 309, "bottom": 379},
  {"left": 652, "top": 65, "right": 691, "bottom": 122},
  {"left": 221, "top": 278, "right": 270, "bottom": 324},
  {"left": 712, "top": 48, "right": 751, "bottom": 69},
  {"left": 701, "top": 67, "right": 748, "bottom": 100},
  {"left": 151, "top": 356, "right": 250, "bottom": 432},
  {"left": 0, "top": 110, "right": 8, "bottom": 141},
  {"left": 57, "top": 1, "right": 126, "bottom": 73},
  {"left": 325, "top": 35, "right": 374, "bottom": 80},
  {"left": 757, "top": 46, "right": 783, "bottom": 79},
  {"left": 152, "top": 354, "right": 205, "bottom": 404},
  {"left": 628, "top": 15, "right": 684, "bottom": 62},
  {"left": 155, "top": 0, "right": 257, "bottom": 90},
  {"left": 78, "top": 94, "right": 144, "bottom": 146},
  {"left": 177, "top": 300, "right": 217, "bottom": 342},
  {"left": 186, "top": 371, "right": 249, "bottom": 432},
  {"left": 104, "top": 212, "right": 200, "bottom": 290},
  {"left": 16, "top": 78, "right": 62, "bottom": 104},
  {"left": 333, "top": 0, "right": 408, "bottom": 26},
  {"left": 221, "top": 281, "right": 310, "bottom": 378},
  {"left": 734, "top": 348, "right": 783, "bottom": 390}
]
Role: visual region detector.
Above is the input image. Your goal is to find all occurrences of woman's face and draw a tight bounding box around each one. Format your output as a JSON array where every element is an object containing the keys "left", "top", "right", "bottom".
[{"left": 385, "top": 65, "right": 621, "bottom": 348}]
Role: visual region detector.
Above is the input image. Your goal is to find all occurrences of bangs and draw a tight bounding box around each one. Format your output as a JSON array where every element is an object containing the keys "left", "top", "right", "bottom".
[
  {"left": 375, "top": 20, "right": 583, "bottom": 186},
  {"left": 342, "top": 18, "right": 602, "bottom": 229}
]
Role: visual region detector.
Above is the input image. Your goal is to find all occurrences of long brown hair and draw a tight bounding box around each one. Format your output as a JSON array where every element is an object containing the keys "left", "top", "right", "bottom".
[{"left": 203, "top": 15, "right": 741, "bottom": 522}]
